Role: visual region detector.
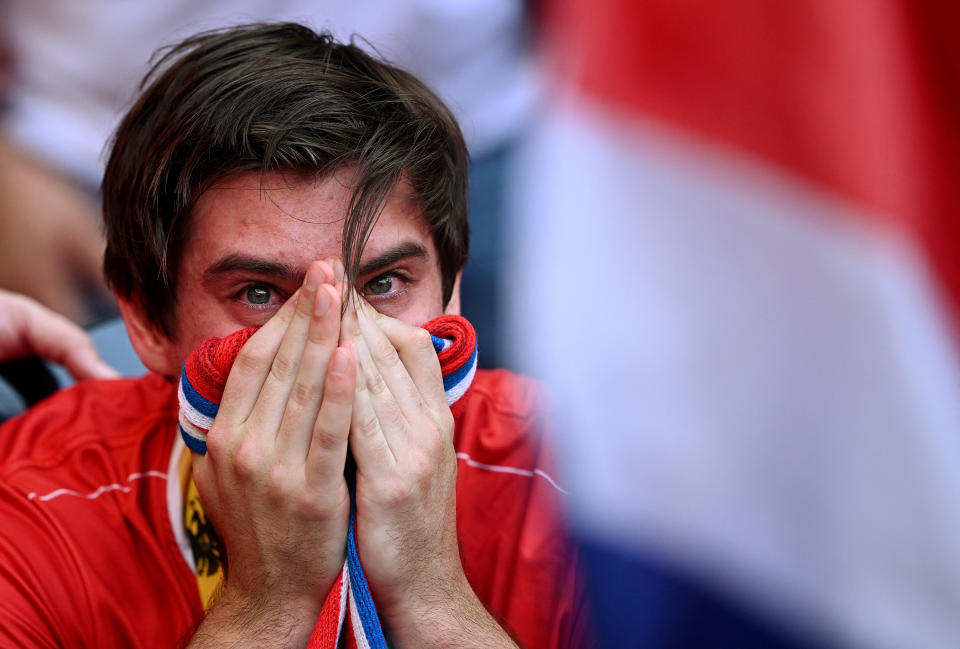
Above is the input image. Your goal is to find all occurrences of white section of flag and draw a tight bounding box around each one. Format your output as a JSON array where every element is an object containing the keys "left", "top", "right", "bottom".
[{"left": 508, "top": 96, "right": 960, "bottom": 649}]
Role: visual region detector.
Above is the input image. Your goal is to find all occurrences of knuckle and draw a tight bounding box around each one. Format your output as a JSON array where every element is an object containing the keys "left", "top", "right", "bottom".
[
  {"left": 281, "top": 400, "right": 306, "bottom": 430},
  {"left": 293, "top": 488, "right": 341, "bottom": 519},
  {"left": 311, "top": 421, "right": 343, "bottom": 453},
  {"left": 266, "top": 465, "right": 292, "bottom": 502},
  {"left": 289, "top": 380, "right": 317, "bottom": 408},
  {"left": 366, "top": 371, "right": 388, "bottom": 396},
  {"left": 355, "top": 412, "right": 380, "bottom": 439},
  {"left": 204, "top": 426, "right": 228, "bottom": 457},
  {"left": 269, "top": 354, "right": 295, "bottom": 382},
  {"left": 410, "top": 328, "right": 435, "bottom": 354},
  {"left": 293, "top": 490, "right": 322, "bottom": 517},
  {"left": 409, "top": 449, "right": 434, "bottom": 481},
  {"left": 381, "top": 476, "right": 412, "bottom": 506},
  {"left": 418, "top": 429, "right": 444, "bottom": 461},
  {"left": 437, "top": 408, "right": 455, "bottom": 436},
  {"left": 231, "top": 442, "right": 261, "bottom": 480},
  {"left": 234, "top": 345, "right": 268, "bottom": 373},
  {"left": 385, "top": 404, "right": 407, "bottom": 432},
  {"left": 374, "top": 339, "right": 402, "bottom": 367}
]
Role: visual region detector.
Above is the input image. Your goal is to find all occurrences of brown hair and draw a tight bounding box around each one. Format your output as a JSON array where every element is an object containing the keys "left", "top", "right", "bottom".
[{"left": 102, "top": 22, "right": 469, "bottom": 336}]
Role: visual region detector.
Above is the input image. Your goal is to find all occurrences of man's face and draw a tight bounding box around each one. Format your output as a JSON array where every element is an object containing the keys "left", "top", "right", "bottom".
[{"left": 152, "top": 170, "right": 451, "bottom": 375}]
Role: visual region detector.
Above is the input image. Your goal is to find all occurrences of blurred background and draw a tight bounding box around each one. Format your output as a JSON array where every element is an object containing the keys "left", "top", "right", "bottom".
[
  {"left": 3, "top": 1, "right": 960, "bottom": 648},
  {"left": 0, "top": 0, "right": 539, "bottom": 373},
  {"left": 508, "top": 1, "right": 960, "bottom": 648}
]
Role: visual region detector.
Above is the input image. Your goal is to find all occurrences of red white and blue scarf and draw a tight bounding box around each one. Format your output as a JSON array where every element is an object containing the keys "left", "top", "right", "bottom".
[{"left": 177, "top": 315, "right": 478, "bottom": 648}]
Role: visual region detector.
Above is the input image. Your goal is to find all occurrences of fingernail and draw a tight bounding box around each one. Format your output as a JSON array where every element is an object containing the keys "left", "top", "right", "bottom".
[
  {"left": 314, "top": 287, "right": 331, "bottom": 316},
  {"left": 332, "top": 347, "right": 349, "bottom": 374},
  {"left": 345, "top": 339, "right": 362, "bottom": 374},
  {"left": 327, "top": 257, "right": 344, "bottom": 283},
  {"left": 349, "top": 336, "right": 361, "bottom": 361},
  {"left": 304, "top": 267, "right": 319, "bottom": 292}
]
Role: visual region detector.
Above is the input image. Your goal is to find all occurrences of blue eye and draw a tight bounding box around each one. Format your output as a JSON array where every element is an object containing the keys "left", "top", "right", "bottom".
[
  {"left": 245, "top": 286, "right": 272, "bottom": 305},
  {"left": 366, "top": 275, "right": 394, "bottom": 295}
]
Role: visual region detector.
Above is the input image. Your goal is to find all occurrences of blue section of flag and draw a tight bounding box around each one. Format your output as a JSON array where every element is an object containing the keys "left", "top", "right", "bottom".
[
  {"left": 180, "top": 366, "right": 219, "bottom": 418},
  {"left": 577, "top": 536, "right": 832, "bottom": 649}
]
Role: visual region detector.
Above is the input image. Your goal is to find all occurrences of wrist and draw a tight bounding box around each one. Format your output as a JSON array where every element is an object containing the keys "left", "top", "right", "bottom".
[
  {"left": 187, "top": 583, "right": 322, "bottom": 649},
  {"left": 385, "top": 577, "right": 517, "bottom": 649}
]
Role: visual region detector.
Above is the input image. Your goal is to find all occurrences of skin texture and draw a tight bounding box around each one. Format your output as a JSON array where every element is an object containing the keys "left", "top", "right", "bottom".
[
  {"left": 118, "top": 171, "right": 516, "bottom": 649},
  {"left": 141, "top": 169, "right": 449, "bottom": 375},
  {"left": 0, "top": 288, "right": 117, "bottom": 380}
]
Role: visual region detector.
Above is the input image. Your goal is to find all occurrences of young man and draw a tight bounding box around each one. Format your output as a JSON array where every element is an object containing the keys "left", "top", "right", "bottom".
[{"left": 0, "top": 23, "right": 587, "bottom": 649}]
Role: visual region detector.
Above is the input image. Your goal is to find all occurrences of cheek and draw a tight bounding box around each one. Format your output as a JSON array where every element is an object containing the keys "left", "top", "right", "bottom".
[
  {"left": 169, "top": 293, "right": 235, "bottom": 364},
  {"left": 391, "top": 284, "right": 446, "bottom": 327}
]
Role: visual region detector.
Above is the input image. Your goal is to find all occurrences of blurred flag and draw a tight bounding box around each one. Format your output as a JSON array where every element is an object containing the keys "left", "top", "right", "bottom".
[{"left": 509, "top": 2, "right": 960, "bottom": 648}]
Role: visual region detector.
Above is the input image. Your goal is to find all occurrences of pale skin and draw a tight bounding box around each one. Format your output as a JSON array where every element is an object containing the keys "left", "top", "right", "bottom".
[
  {"left": 118, "top": 170, "right": 518, "bottom": 649},
  {"left": 0, "top": 288, "right": 117, "bottom": 380}
]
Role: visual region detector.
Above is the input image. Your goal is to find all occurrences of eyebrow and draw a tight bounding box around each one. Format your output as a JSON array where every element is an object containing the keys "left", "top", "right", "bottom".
[
  {"left": 203, "top": 255, "right": 302, "bottom": 283},
  {"left": 202, "top": 241, "right": 429, "bottom": 285},
  {"left": 357, "top": 241, "right": 428, "bottom": 276}
]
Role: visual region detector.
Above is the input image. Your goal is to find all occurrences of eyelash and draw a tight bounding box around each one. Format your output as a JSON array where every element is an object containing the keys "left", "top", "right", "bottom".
[
  {"left": 361, "top": 271, "right": 409, "bottom": 302},
  {"left": 231, "top": 271, "right": 407, "bottom": 315},
  {"left": 234, "top": 283, "right": 286, "bottom": 310}
]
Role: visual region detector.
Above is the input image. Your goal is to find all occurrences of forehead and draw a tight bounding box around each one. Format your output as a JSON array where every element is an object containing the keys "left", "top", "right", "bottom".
[{"left": 183, "top": 170, "right": 432, "bottom": 271}]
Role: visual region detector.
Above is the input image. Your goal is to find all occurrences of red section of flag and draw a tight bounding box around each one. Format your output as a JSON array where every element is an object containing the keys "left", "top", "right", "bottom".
[{"left": 543, "top": 0, "right": 960, "bottom": 330}]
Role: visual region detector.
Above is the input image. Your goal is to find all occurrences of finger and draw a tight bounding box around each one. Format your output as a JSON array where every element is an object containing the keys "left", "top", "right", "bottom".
[
  {"left": 358, "top": 298, "right": 447, "bottom": 416},
  {"left": 218, "top": 288, "right": 300, "bottom": 423},
  {"left": 354, "top": 296, "right": 431, "bottom": 425},
  {"left": 275, "top": 282, "right": 341, "bottom": 463},
  {"left": 17, "top": 297, "right": 119, "bottom": 380},
  {"left": 338, "top": 288, "right": 357, "bottom": 346},
  {"left": 350, "top": 340, "right": 398, "bottom": 468},
  {"left": 316, "top": 259, "right": 337, "bottom": 286},
  {"left": 247, "top": 261, "right": 334, "bottom": 433},
  {"left": 325, "top": 256, "right": 345, "bottom": 284},
  {"left": 57, "top": 338, "right": 120, "bottom": 381},
  {"left": 350, "top": 304, "right": 411, "bottom": 456},
  {"left": 305, "top": 342, "right": 355, "bottom": 489}
]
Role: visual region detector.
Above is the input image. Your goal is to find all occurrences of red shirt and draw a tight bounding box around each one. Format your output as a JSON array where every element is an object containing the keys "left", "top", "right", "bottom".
[{"left": 0, "top": 370, "right": 589, "bottom": 648}]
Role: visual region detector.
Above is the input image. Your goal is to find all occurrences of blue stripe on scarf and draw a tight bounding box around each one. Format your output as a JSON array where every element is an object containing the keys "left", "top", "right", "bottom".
[
  {"left": 179, "top": 423, "right": 208, "bottom": 455},
  {"left": 180, "top": 366, "right": 220, "bottom": 418},
  {"left": 346, "top": 507, "right": 389, "bottom": 647},
  {"left": 430, "top": 333, "right": 448, "bottom": 354},
  {"left": 442, "top": 343, "right": 478, "bottom": 393}
]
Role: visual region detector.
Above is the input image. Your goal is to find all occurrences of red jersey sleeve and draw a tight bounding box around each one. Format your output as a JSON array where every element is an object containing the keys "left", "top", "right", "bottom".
[{"left": 452, "top": 369, "right": 595, "bottom": 649}]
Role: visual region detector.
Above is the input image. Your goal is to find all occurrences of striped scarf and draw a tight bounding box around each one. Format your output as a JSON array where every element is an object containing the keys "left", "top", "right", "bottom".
[{"left": 178, "top": 315, "right": 478, "bottom": 648}]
